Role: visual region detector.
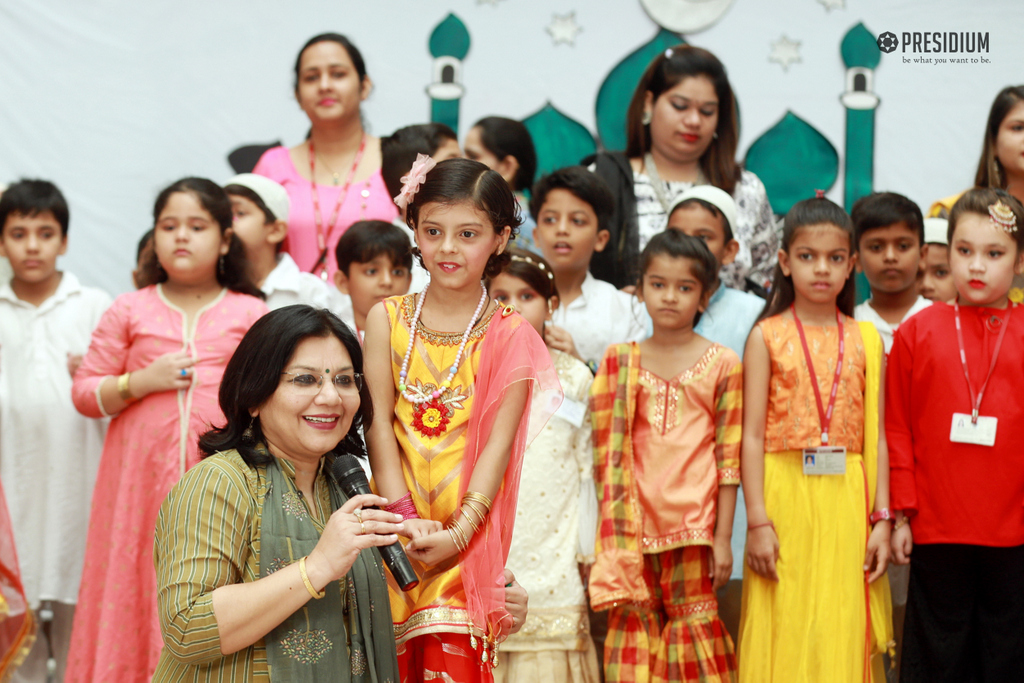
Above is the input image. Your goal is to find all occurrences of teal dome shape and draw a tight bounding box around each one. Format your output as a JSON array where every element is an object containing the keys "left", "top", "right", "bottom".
[
  {"left": 842, "top": 23, "right": 881, "bottom": 69},
  {"left": 595, "top": 29, "right": 682, "bottom": 151},
  {"left": 744, "top": 111, "right": 838, "bottom": 216},
  {"left": 522, "top": 103, "right": 597, "bottom": 178},
  {"left": 430, "top": 13, "right": 470, "bottom": 60}
]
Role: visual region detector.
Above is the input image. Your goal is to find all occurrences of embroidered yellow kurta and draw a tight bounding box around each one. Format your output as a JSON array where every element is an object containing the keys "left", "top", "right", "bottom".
[{"left": 384, "top": 295, "right": 491, "bottom": 644}]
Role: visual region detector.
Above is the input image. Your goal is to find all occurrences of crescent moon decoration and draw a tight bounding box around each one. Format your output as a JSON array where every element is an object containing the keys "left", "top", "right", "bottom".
[{"left": 639, "top": 0, "right": 736, "bottom": 33}]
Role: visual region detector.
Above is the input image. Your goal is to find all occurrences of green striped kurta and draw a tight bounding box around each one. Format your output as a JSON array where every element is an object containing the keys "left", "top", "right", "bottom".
[{"left": 151, "top": 450, "right": 335, "bottom": 682}]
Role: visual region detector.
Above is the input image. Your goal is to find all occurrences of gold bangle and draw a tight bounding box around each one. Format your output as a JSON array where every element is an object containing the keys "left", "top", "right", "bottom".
[
  {"left": 299, "top": 556, "right": 325, "bottom": 599},
  {"left": 448, "top": 518, "right": 471, "bottom": 552},
  {"left": 460, "top": 504, "right": 484, "bottom": 532},
  {"left": 893, "top": 517, "right": 910, "bottom": 532},
  {"left": 448, "top": 526, "right": 467, "bottom": 552},
  {"left": 117, "top": 372, "right": 135, "bottom": 402},
  {"left": 463, "top": 491, "right": 493, "bottom": 512},
  {"left": 462, "top": 499, "right": 489, "bottom": 523}
]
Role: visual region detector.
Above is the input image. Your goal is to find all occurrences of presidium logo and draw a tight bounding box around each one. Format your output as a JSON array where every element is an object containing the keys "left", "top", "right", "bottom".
[{"left": 876, "top": 30, "right": 991, "bottom": 64}]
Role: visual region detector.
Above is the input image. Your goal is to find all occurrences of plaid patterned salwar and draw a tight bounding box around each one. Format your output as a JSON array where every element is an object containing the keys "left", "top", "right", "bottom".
[{"left": 604, "top": 546, "right": 735, "bottom": 683}]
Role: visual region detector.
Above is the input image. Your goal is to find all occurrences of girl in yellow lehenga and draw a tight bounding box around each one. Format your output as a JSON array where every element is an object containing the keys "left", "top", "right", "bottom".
[
  {"left": 737, "top": 196, "right": 893, "bottom": 683},
  {"left": 364, "top": 157, "right": 559, "bottom": 683}
]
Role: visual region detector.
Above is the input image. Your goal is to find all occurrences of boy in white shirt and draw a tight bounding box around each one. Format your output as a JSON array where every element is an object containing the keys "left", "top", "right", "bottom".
[
  {"left": 531, "top": 166, "right": 648, "bottom": 370},
  {"left": 333, "top": 220, "right": 413, "bottom": 341},
  {"left": 666, "top": 186, "right": 764, "bottom": 359},
  {"left": 851, "top": 192, "right": 931, "bottom": 353},
  {"left": 224, "top": 174, "right": 347, "bottom": 315},
  {"left": 0, "top": 179, "right": 111, "bottom": 681}
]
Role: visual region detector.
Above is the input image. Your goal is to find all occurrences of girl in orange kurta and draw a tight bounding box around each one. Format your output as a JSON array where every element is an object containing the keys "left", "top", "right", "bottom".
[
  {"left": 591, "top": 231, "right": 740, "bottom": 683},
  {"left": 363, "top": 157, "right": 559, "bottom": 683},
  {"left": 737, "top": 196, "right": 892, "bottom": 683}
]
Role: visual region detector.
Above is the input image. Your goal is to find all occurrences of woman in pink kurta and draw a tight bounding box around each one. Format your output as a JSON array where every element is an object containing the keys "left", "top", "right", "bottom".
[
  {"left": 253, "top": 33, "right": 398, "bottom": 279},
  {"left": 66, "top": 285, "right": 266, "bottom": 682}
]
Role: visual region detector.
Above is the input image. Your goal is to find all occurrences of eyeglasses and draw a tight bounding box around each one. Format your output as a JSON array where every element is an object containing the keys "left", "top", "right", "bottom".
[{"left": 281, "top": 371, "right": 363, "bottom": 395}]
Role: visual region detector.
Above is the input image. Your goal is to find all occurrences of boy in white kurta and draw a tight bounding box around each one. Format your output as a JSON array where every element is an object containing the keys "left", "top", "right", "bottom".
[{"left": 0, "top": 180, "right": 111, "bottom": 681}]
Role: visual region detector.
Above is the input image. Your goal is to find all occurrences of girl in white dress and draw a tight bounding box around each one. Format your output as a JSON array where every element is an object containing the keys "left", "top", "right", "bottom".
[{"left": 487, "top": 248, "right": 600, "bottom": 683}]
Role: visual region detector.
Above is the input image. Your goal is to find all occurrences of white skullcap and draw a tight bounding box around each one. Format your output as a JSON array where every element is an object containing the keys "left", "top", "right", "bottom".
[
  {"left": 923, "top": 217, "right": 948, "bottom": 246},
  {"left": 225, "top": 174, "right": 290, "bottom": 223},
  {"left": 668, "top": 185, "right": 738, "bottom": 238}
]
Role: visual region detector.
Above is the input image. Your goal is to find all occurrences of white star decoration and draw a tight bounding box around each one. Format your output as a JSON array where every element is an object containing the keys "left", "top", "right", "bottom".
[
  {"left": 546, "top": 12, "right": 582, "bottom": 46},
  {"left": 818, "top": 0, "right": 846, "bottom": 10},
  {"left": 769, "top": 35, "right": 802, "bottom": 71}
]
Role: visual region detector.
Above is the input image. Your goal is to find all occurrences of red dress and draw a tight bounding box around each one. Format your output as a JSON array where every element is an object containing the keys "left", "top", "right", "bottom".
[{"left": 886, "top": 302, "right": 1024, "bottom": 546}]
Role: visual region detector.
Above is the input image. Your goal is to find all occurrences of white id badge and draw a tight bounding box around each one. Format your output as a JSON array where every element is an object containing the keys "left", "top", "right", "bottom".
[
  {"left": 802, "top": 447, "right": 847, "bottom": 475},
  {"left": 949, "top": 413, "right": 997, "bottom": 447},
  {"left": 554, "top": 398, "right": 587, "bottom": 429}
]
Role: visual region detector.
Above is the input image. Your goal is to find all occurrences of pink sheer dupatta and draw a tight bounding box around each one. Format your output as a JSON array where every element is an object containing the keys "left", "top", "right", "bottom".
[
  {"left": 0, "top": 480, "right": 34, "bottom": 679},
  {"left": 459, "top": 309, "right": 561, "bottom": 658}
]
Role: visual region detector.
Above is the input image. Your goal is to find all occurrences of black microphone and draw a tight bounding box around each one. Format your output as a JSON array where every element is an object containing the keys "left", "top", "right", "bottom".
[{"left": 331, "top": 454, "right": 419, "bottom": 591}]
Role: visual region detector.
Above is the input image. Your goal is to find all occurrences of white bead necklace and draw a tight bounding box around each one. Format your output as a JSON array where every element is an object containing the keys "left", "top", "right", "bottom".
[{"left": 398, "top": 282, "right": 489, "bottom": 404}]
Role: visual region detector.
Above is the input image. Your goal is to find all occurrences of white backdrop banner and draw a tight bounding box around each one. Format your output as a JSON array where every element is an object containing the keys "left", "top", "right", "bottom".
[{"left": 1, "top": 0, "right": 1020, "bottom": 295}]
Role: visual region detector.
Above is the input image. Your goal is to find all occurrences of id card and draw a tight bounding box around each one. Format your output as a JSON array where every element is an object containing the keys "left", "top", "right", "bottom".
[
  {"left": 949, "top": 413, "right": 997, "bottom": 447},
  {"left": 802, "top": 447, "right": 847, "bottom": 475},
  {"left": 553, "top": 398, "right": 587, "bottom": 429}
]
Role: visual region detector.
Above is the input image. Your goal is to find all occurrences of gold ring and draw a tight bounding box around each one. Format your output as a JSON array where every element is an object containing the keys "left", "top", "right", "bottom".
[
  {"left": 354, "top": 509, "right": 362, "bottom": 523},
  {"left": 360, "top": 521, "right": 367, "bottom": 535}
]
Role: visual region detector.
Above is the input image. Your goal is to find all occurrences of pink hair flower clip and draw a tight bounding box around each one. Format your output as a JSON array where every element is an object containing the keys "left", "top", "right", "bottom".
[{"left": 393, "top": 154, "right": 437, "bottom": 210}]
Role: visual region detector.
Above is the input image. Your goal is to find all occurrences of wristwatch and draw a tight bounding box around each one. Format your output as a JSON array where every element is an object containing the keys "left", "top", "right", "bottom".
[{"left": 868, "top": 508, "right": 893, "bottom": 525}]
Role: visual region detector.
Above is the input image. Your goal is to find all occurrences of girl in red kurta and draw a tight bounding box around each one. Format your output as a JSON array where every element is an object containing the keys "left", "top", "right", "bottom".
[
  {"left": 590, "top": 231, "right": 740, "bottom": 683},
  {"left": 887, "top": 188, "right": 1024, "bottom": 682}
]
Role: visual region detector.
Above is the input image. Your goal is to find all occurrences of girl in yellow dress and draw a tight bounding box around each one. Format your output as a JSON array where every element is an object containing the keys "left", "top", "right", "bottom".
[
  {"left": 363, "top": 157, "right": 559, "bottom": 683},
  {"left": 738, "top": 195, "right": 893, "bottom": 682}
]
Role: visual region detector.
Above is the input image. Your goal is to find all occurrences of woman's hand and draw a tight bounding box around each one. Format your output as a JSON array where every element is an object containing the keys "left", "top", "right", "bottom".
[
  {"left": 891, "top": 521, "right": 913, "bottom": 565},
  {"left": 405, "top": 528, "right": 459, "bottom": 566},
  {"left": 398, "top": 518, "right": 443, "bottom": 540},
  {"left": 709, "top": 535, "right": 733, "bottom": 591},
  {"left": 543, "top": 324, "right": 583, "bottom": 363},
  {"left": 132, "top": 351, "right": 195, "bottom": 397},
  {"left": 864, "top": 521, "right": 891, "bottom": 583},
  {"left": 746, "top": 525, "right": 780, "bottom": 581},
  {"left": 503, "top": 569, "right": 528, "bottom": 635},
  {"left": 305, "top": 494, "right": 404, "bottom": 586}
]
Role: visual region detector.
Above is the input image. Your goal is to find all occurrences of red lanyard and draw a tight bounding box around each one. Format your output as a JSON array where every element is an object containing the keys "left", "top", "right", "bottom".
[
  {"left": 792, "top": 306, "right": 844, "bottom": 444},
  {"left": 953, "top": 301, "right": 1009, "bottom": 424},
  {"left": 308, "top": 135, "right": 367, "bottom": 276}
]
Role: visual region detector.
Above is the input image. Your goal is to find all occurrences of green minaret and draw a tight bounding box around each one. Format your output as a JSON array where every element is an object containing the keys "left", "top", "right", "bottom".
[
  {"left": 427, "top": 13, "right": 470, "bottom": 133},
  {"left": 840, "top": 23, "right": 882, "bottom": 303},
  {"left": 840, "top": 23, "right": 882, "bottom": 211}
]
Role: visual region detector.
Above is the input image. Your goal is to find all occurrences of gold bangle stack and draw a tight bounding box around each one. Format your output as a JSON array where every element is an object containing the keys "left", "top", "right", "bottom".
[
  {"left": 447, "top": 491, "right": 494, "bottom": 553},
  {"left": 117, "top": 372, "right": 136, "bottom": 403},
  {"left": 299, "top": 556, "right": 325, "bottom": 599}
]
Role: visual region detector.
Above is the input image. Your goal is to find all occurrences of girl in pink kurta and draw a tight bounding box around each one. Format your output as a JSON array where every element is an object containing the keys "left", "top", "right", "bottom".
[{"left": 66, "top": 178, "right": 267, "bottom": 683}]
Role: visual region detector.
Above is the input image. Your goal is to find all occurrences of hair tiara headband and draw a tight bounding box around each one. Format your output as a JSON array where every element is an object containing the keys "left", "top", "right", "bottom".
[
  {"left": 510, "top": 254, "right": 555, "bottom": 281},
  {"left": 393, "top": 154, "right": 437, "bottom": 210},
  {"left": 989, "top": 199, "right": 1018, "bottom": 234}
]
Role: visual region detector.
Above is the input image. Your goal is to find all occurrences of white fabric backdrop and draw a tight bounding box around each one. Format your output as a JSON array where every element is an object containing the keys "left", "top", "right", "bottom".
[{"left": 1, "top": 0, "right": 1020, "bottom": 295}]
